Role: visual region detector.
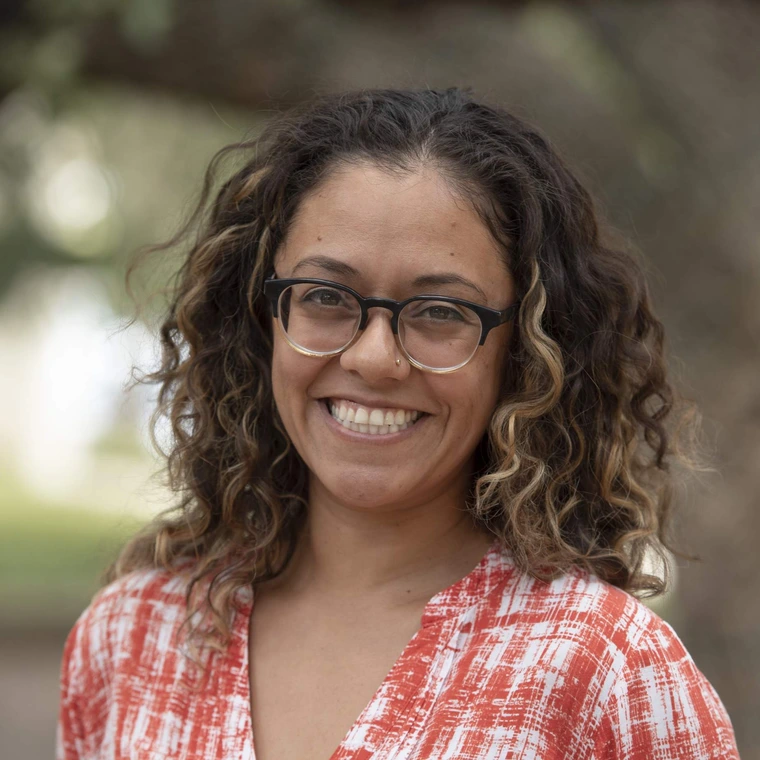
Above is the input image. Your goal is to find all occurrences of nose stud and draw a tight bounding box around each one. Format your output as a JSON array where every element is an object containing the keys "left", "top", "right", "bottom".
[{"left": 395, "top": 357, "right": 401, "bottom": 367}]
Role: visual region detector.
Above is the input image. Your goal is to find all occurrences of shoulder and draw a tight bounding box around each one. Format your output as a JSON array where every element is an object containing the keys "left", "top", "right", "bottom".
[
  {"left": 61, "top": 566, "right": 192, "bottom": 691},
  {"left": 85, "top": 565, "right": 191, "bottom": 628},
  {"left": 498, "top": 567, "right": 728, "bottom": 694},
  {"left": 78, "top": 566, "right": 190, "bottom": 640},
  {"left": 489, "top": 564, "right": 678, "bottom": 660},
  {"left": 57, "top": 567, "right": 200, "bottom": 759},
  {"left": 479, "top": 567, "right": 739, "bottom": 758},
  {"left": 471, "top": 561, "right": 689, "bottom": 694}
]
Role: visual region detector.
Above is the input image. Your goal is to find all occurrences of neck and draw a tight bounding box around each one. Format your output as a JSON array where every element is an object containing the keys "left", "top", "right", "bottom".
[{"left": 273, "top": 478, "right": 494, "bottom": 608}]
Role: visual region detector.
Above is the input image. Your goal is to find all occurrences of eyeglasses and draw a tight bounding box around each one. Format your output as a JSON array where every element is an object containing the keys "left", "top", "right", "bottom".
[{"left": 264, "top": 276, "right": 520, "bottom": 373}]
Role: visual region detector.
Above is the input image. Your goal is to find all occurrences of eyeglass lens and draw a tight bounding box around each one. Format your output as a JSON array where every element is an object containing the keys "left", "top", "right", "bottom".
[{"left": 279, "top": 283, "right": 482, "bottom": 370}]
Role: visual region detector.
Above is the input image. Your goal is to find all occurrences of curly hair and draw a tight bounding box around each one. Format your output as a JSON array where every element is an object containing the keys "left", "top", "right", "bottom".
[{"left": 110, "top": 88, "right": 710, "bottom": 649}]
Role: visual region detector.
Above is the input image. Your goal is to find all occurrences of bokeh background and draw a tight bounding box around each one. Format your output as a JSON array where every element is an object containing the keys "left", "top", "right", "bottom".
[{"left": 1, "top": 1, "right": 758, "bottom": 758}]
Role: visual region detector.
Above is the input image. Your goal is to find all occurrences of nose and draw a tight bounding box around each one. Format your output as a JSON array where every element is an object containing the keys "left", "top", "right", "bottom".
[{"left": 339, "top": 307, "right": 409, "bottom": 381}]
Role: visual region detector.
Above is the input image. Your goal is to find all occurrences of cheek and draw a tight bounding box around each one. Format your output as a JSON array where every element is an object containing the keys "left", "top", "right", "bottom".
[
  {"left": 270, "top": 338, "right": 310, "bottom": 424},
  {"left": 459, "top": 350, "right": 505, "bottom": 430},
  {"left": 487, "top": 326, "right": 514, "bottom": 402},
  {"left": 482, "top": 334, "right": 507, "bottom": 384},
  {"left": 432, "top": 357, "right": 502, "bottom": 435},
  {"left": 270, "top": 335, "right": 333, "bottom": 435}
]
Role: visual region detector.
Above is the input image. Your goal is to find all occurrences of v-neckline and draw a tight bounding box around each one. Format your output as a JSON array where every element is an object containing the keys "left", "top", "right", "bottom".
[{"left": 231, "top": 541, "right": 508, "bottom": 760}]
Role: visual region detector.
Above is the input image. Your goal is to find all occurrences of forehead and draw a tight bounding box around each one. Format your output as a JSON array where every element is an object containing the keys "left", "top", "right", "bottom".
[{"left": 275, "top": 162, "right": 511, "bottom": 297}]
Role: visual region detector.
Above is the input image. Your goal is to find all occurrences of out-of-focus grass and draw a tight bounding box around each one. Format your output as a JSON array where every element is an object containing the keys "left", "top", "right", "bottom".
[{"left": 0, "top": 476, "right": 145, "bottom": 630}]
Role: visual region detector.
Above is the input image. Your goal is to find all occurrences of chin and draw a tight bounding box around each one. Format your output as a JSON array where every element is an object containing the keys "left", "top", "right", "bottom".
[{"left": 313, "top": 469, "right": 418, "bottom": 512}]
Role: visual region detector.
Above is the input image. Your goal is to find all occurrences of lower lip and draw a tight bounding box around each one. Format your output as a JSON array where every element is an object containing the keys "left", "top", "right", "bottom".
[{"left": 318, "top": 400, "right": 427, "bottom": 443}]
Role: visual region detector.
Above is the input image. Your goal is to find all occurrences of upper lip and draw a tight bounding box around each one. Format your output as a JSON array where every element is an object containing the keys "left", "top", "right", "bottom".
[{"left": 321, "top": 395, "right": 428, "bottom": 413}]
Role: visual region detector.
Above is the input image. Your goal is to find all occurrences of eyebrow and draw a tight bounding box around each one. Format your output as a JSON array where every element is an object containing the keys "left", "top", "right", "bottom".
[
  {"left": 289, "top": 255, "right": 489, "bottom": 301},
  {"left": 291, "top": 255, "right": 358, "bottom": 279}
]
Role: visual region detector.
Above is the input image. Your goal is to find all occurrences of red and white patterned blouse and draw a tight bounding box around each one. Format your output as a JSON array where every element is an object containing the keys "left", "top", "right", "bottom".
[{"left": 57, "top": 543, "right": 739, "bottom": 759}]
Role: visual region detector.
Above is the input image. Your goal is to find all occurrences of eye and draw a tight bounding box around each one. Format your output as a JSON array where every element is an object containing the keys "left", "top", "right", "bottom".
[
  {"left": 429, "top": 305, "right": 461, "bottom": 321},
  {"left": 302, "top": 287, "right": 344, "bottom": 306},
  {"left": 418, "top": 303, "right": 467, "bottom": 322}
]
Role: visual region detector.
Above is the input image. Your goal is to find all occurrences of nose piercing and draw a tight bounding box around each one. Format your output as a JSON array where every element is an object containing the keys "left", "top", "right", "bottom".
[{"left": 395, "top": 357, "right": 401, "bottom": 367}]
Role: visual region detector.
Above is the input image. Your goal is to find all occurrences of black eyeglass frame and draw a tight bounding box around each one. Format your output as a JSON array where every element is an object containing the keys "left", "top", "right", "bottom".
[{"left": 263, "top": 276, "right": 520, "bottom": 373}]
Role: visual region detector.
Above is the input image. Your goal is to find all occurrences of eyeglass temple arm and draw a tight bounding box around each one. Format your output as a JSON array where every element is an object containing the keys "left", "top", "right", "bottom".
[{"left": 478, "top": 301, "right": 520, "bottom": 344}]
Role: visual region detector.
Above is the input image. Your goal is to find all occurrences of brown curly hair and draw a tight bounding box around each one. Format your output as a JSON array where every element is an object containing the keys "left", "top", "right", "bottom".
[{"left": 110, "top": 88, "right": 710, "bottom": 649}]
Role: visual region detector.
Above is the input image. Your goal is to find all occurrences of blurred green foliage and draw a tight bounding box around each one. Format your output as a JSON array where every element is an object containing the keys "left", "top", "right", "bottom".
[{"left": 0, "top": 470, "right": 143, "bottom": 628}]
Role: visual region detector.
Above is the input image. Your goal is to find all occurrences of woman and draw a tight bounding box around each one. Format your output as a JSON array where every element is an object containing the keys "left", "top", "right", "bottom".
[{"left": 57, "top": 88, "right": 740, "bottom": 759}]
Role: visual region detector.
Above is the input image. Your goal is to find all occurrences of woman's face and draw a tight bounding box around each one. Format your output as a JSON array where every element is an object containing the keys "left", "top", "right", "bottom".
[{"left": 271, "top": 162, "right": 516, "bottom": 512}]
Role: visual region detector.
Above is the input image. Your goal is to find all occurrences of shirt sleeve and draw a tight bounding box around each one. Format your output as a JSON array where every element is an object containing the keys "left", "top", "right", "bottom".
[
  {"left": 593, "top": 621, "right": 740, "bottom": 759},
  {"left": 56, "top": 599, "right": 112, "bottom": 760}
]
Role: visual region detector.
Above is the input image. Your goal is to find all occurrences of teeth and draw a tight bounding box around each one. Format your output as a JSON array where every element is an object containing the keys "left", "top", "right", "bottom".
[{"left": 328, "top": 399, "right": 424, "bottom": 435}]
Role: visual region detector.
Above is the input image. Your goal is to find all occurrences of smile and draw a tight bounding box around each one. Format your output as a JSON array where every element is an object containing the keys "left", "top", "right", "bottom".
[{"left": 326, "top": 398, "right": 424, "bottom": 435}]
